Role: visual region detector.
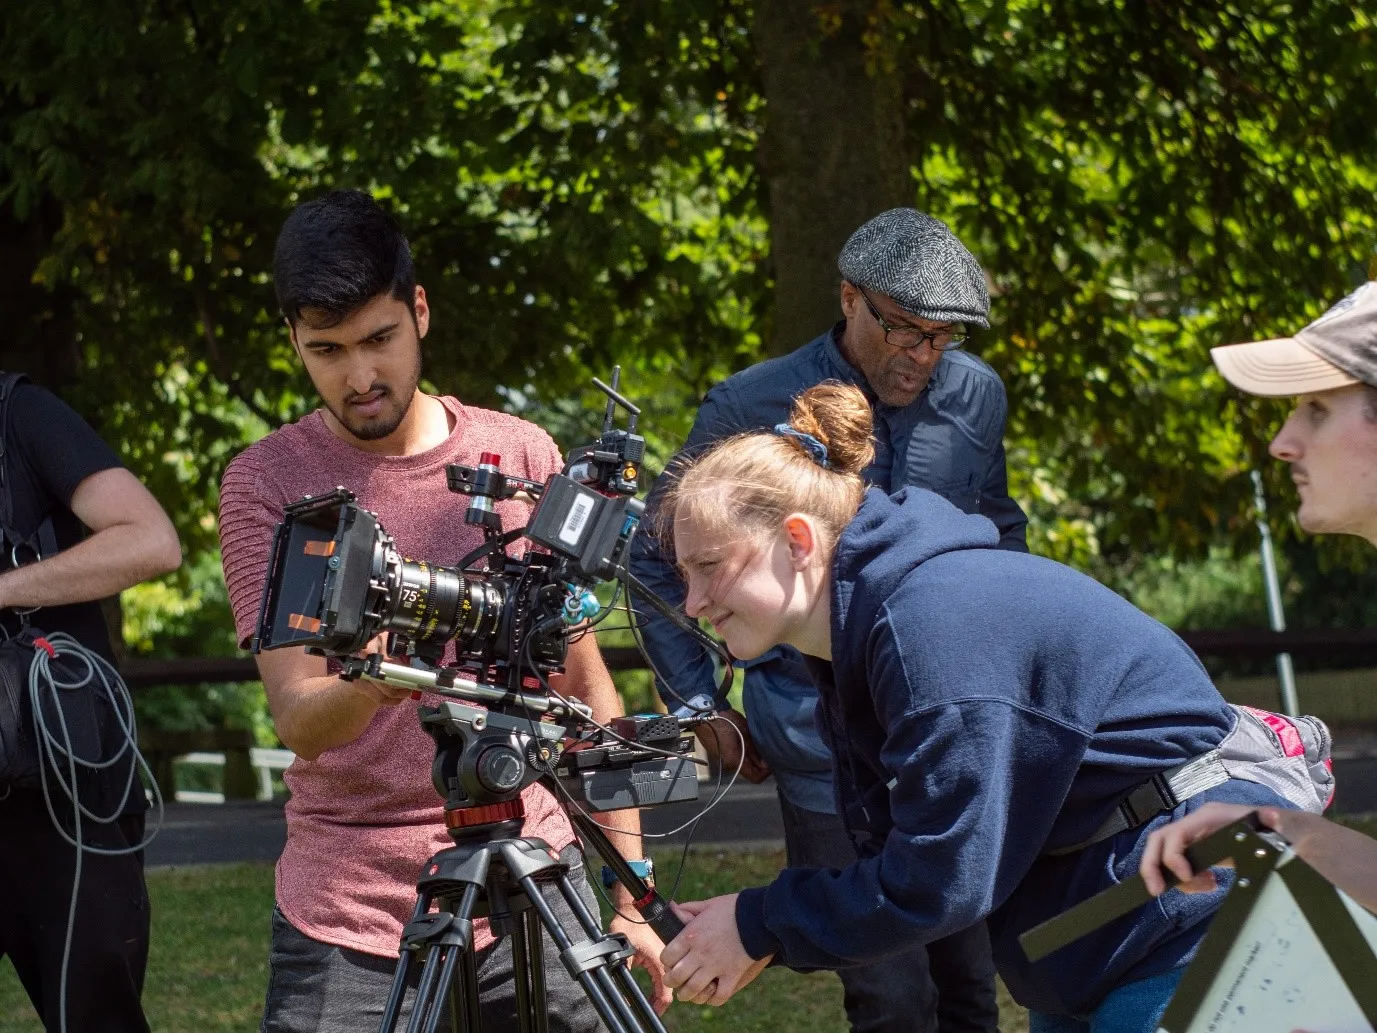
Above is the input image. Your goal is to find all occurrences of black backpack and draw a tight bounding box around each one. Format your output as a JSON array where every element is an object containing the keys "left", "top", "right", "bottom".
[{"left": 0, "top": 373, "right": 105, "bottom": 787}]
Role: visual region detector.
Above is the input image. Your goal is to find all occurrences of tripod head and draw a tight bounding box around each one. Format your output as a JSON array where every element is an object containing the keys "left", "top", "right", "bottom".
[
  {"left": 421, "top": 700, "right": 568, "bottom": 838},
  {"left": 422, "top": 698, "right": 705, "bottom": 843}
]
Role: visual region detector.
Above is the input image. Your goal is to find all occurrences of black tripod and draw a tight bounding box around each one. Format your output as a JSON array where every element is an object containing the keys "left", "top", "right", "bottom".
[
  {"left": 378, "top": 798, "right": 670, "bottom": 1033},
  {"left": 375, "top": 691, "right": 683, "bottom": 1033}
]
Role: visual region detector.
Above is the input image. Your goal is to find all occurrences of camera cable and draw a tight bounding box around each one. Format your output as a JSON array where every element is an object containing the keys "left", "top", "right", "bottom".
[
  {"left": 27, "top": 632, "right": 163, "bottom": 1033},
  {"left": 622, "top": 571, "right": 734, "bottom": 714}
]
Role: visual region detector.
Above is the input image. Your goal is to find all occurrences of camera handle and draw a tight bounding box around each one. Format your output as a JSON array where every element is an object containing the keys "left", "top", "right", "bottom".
[{"left": 564, "top": 806, "right": 685, "bottom": 944}]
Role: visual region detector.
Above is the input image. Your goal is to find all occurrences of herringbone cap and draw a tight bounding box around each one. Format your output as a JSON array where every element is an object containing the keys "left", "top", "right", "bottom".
[{"left": 837, "top": 208, "right": 991, "bottom": 328}]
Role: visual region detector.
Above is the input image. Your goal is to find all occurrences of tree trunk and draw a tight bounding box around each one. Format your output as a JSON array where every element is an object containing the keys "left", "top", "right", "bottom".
[{"left": 752, "top": 0, "right": 913, "bottom": 356}]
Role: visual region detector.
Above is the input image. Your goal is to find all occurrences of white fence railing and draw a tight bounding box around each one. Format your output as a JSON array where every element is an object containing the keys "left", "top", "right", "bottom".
[{"left": 172, "top": 747, "right": 296, "bottom": 803}]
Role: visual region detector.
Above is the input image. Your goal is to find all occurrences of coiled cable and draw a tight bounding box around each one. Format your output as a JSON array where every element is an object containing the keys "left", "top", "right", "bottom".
[{"left": 27, "top": 632, "right": 163, "bottom": 1033}]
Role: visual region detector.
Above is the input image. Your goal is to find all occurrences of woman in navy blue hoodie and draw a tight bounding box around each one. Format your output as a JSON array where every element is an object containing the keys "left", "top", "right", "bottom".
[{"left": 656, "top": 383, "right": 1326, "bottom": 1033}]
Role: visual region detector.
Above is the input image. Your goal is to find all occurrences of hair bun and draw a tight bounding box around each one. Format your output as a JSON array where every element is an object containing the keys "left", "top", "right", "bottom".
[{"left": 789, "top": 382, "right": 874, "bottom": 477}]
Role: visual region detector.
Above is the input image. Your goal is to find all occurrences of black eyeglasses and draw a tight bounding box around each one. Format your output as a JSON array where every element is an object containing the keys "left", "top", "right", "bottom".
[{"left": 855, "top": 285, "right": 968, "bottom": 352}]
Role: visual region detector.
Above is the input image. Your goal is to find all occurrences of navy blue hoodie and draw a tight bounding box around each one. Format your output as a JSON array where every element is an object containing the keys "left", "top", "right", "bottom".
[{"left": 733, "top": 488, "right": 1291, "bottom": 1014}]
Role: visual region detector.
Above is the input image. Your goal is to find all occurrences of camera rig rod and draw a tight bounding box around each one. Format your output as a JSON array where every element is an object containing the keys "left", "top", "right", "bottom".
[
  {"left": 592, "top": 375, "right": 640, "bottom": 422},
  {"left": 339, "top": 654, "right": 592, "bottom": 722}
]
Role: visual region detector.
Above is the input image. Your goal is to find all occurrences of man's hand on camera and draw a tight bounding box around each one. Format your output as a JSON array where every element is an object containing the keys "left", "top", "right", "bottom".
[
  {"left": 343, "top": 634, "right": 415, "bottom": 707},
  {"left": 696, "top": 709, "right": 771, "bottom": 784},
  {"left": 661, "top": 894, "right": 771, "bottom": 1006},
  {"left": 610, "top": 912, "right": 673, "bottom": 1014}
]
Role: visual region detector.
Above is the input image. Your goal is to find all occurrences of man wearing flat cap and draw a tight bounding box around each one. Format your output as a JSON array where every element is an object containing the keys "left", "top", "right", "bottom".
[
  {"left": 1138, "top": 282, "right": 1377, "bottom": 906},
  {"left": 632, "top": 209, "right": 1023, "bottom": 1032}
]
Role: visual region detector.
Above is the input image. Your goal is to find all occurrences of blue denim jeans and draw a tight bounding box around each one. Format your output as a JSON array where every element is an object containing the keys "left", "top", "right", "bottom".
[{"left": 1027, "top": 967, "right": 1185, "bottom": 1033}]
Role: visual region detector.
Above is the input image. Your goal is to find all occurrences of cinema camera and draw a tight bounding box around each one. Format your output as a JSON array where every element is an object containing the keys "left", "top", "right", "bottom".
[
  {"left": 249, "top": 372, "right": 719, "bottom": 998},
  {"left": 249, "top": 368, "right": 711, "bottom": 809}
]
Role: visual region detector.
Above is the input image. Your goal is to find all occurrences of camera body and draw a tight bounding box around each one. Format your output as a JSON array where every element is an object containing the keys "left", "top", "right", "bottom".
[
  {"left": 251, "top": 371, "right": 648, "bottom": 679},
  {"left": 249, "top": 481, "right": 638, "bottom": 674}
]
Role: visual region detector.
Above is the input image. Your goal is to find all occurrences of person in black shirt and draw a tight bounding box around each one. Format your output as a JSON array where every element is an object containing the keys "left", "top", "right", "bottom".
[{"left": 0, "top": 377, "right": 181, "bottom": 1033}]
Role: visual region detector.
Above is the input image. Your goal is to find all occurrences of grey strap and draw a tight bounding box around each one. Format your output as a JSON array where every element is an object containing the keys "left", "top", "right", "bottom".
[{"left": 1045, "top": 749, "right": 1229, "bottom": 857}]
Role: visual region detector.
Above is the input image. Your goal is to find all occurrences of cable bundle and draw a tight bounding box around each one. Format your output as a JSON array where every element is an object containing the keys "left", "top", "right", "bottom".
[{"left": 25, "top": 632, "right": 163, "bottom": 1033}]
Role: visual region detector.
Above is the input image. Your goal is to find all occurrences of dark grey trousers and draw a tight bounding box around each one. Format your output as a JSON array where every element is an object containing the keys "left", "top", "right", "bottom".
[
  {"left": 778, "top": 792, "right": 1001, "bottom": 1033},
  {"left": 260, "top": 845, "right": 607, "bottom": 1033}
]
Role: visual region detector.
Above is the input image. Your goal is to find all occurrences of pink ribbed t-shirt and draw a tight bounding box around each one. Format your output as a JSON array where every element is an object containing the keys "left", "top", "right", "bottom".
[{"left": 219, "top": 396, "right": 575, "bottom": 956}]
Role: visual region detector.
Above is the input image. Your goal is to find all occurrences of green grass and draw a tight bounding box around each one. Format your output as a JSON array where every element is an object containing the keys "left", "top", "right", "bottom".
[
  {"left": 0, "top": 848, "right": 1029, "bottom": 1032},
  {"left": 13, "top": 821, "right": 1377, "bottom": 1031}
]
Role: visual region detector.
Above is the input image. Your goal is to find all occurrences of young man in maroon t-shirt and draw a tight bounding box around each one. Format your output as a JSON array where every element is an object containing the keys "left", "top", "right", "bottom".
[{"left": 219, "top": 190, "right": 666, "bottom": 1032}]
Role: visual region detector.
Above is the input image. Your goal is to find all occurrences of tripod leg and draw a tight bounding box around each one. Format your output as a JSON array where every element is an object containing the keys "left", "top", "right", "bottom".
[
  {"left": 420, "top": 945, "right": 463, "bottom": 1033},
  {"left": 525, "top": 909, "right": 549, "bottom": 1033},
  {"left": 516, "top": 873, "right": 641, "bottom": 1033},
  {"left": 404, "top": 885, "right": 480, "bottom": 1033},
  {"left": 382, "top": 893, "right": 435, "bottom": 1033},
  {"left": 555, "top": 875, "right": 668, "bottom": 1033},
  {"left": 454, "top": 937, "right": 480, "bottom": 1033},
  {"left": 407, "top": 934, "right": 448, "bottom": 1033},
  {"left": 510, "top": 908, "right": 550, "bottom": 1033}
]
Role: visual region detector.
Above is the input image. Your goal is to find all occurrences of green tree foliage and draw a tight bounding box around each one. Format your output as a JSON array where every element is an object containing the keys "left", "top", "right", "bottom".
[
  {"left": 4, "top": 0, "right": 1377, "bottom": 682},
  {"left": 122, "top": 551, "right": 276, "bottom": 741}
]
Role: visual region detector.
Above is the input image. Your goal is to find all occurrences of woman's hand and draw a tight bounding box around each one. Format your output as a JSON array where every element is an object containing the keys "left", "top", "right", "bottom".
[{"left": 660, "top": 895, "right": 773, "bottom": 1006}]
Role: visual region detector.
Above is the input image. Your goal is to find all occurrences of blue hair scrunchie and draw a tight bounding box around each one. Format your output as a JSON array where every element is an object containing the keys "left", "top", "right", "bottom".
[{"left": 773, "top": 423, "right": 831, "bottom": 469}]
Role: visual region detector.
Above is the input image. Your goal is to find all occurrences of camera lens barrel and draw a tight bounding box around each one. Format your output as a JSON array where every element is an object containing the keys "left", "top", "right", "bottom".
[{"left": 387, "top": 556, "right": 506, "bottom": 648}]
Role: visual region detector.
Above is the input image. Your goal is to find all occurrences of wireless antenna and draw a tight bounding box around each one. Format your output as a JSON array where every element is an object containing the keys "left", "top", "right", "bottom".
[{"left": 592, "top": 368, "right": 641, "bottom": 433}]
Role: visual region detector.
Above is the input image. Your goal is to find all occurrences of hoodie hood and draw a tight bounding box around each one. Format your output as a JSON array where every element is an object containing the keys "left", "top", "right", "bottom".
[{"left": 830, "top": 487, "right": 999, "bottom": 644}]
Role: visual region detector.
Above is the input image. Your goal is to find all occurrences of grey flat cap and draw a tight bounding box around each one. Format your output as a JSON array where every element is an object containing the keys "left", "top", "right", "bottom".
[{"left": 837, "top": 208, "right": 991, "bottom": 328}]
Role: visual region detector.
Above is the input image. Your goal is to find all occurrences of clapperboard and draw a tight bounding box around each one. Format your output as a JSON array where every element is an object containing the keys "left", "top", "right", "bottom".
[{"left": 1019, "top": 817, "right": 1377, "bottom": 1032}]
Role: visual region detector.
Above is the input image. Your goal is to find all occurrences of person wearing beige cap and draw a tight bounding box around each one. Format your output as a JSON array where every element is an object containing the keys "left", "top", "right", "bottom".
[
  {"left": 1139, "top": 281, "right": 1377, "bottom": 911},
  {"left": 1210, "top": 280, "right": 1377, "bottom": 544}
]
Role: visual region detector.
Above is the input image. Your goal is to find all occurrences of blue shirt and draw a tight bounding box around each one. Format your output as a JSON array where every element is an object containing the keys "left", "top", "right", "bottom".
[{"left": 629, "top": 323, "right": 1029, "bottom": 811}]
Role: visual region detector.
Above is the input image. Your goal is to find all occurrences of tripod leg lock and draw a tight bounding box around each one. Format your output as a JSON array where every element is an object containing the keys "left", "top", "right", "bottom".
[
  {"left": 400, "top": 912, "right": 474, "bottom": 953},
  {"left": 559, "top": 933, "right": 635, "bottom": 979}
]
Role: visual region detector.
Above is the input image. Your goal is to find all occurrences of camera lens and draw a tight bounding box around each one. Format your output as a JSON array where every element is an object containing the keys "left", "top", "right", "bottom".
[{"left": 388, "top": 556, "right": 505, "bottom": 647}]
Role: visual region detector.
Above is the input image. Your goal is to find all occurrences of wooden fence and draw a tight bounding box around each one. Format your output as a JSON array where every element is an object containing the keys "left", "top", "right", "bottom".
[
  {"left": 120, "top": 629, "right": 1377, "bottom": 690},
  {"left": 125, "top": 629, "right": 1377, "bottom": 801}
]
